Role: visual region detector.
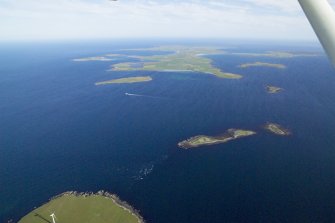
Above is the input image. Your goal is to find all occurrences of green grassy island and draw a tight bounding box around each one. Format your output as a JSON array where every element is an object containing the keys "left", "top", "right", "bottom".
[
  {"left": 18, "top": 191, "right": 144, "bottom": 223},
  {"left": 110, "top": 46, "right": 242, "bottom": 79},
  {"left": 178, "top": 129, "right": 256, "bottom": 149},
  {"left": 233, "top": 51, "right": 319, "bottom": 58},
  {"left": 266, "top": 85, "right": 283, "bottom": 94},
  {"left": 239, "top": 62, "right": 286, "bottom": 69},
  {"left": 95, "top": 76, "right": 152, "bottom": 85},
  {"left": 264, "top": 123, "right": 291, "bottom": 136}
]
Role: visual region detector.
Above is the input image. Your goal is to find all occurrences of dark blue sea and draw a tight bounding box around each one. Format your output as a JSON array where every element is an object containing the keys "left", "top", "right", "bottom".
[{"left": 1, "top": 39, "right": 335, "bottom": 223}]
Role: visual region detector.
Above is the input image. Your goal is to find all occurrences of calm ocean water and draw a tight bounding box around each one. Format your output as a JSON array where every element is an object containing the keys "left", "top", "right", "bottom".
[{"left": 1, "top": 40, "right": 335, "bottom": 222}]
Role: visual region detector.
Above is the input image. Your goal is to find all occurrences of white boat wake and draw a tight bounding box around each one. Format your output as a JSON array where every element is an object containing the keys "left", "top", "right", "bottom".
[
  {"left": 125, "top": 93, "right": 142, "bottom": 97},
  {"left": 125, "top": 92, "right": 169, "bottom": 99}
]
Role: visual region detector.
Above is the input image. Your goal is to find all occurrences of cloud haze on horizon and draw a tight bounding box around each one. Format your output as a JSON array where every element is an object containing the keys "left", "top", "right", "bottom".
[{"left": 1, "top": 0, "right": 335, "bottom": 41}]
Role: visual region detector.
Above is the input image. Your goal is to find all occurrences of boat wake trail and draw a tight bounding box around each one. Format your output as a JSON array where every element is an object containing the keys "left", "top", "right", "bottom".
[
  {"left": 125, "top": 92, "right": 169, "bottom": 99},
  {"left": 125, "top": 93, "right": 144, "bottom": 97}
]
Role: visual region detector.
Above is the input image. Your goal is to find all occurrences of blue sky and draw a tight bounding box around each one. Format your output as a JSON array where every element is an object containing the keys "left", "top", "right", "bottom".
[{"left": 0, "top": 0, "right": 334, "bottom": 41}]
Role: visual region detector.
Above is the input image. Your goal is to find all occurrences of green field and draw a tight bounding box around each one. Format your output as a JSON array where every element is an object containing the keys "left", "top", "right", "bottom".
[
  {"left": 18, "top": 192, "right": 143, "bottom": 223},
  {"left": 111, "top": 46, "right": 242, "bottom": 79}
]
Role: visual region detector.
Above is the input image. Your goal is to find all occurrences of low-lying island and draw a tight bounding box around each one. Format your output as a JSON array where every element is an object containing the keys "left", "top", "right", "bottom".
[{"left": 178, "top": 129, "right": 256, "bottom": 149}]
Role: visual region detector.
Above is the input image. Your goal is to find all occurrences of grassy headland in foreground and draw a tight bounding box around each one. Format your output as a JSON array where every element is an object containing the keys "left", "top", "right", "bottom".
[
  {"left": 18, "top": 191, "right": 144, "bottom": 223},
  {"left": 178, "top": 129, "right": 256, "bottom": 149},
  {"left": 95, "top": 76, "right": 152, "bottom": 85}
]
